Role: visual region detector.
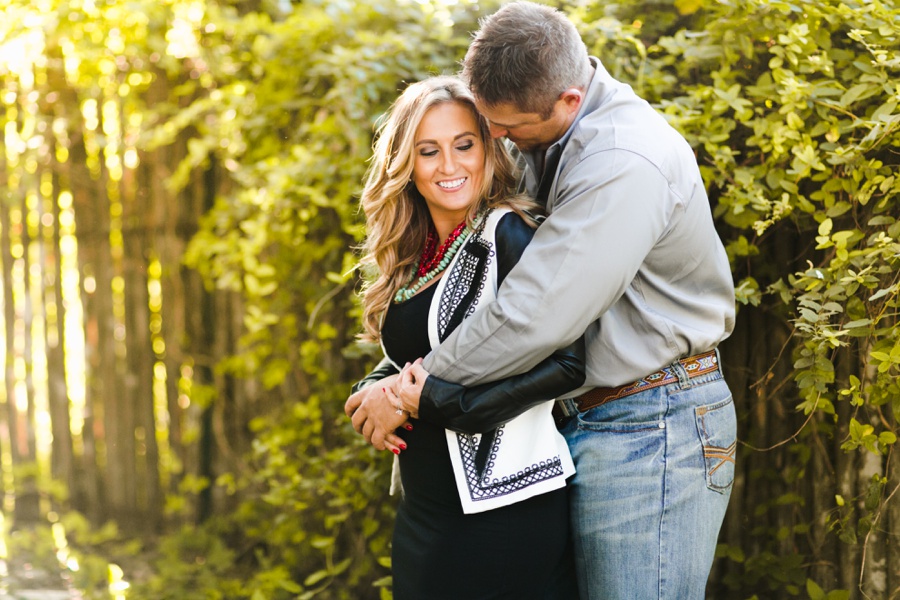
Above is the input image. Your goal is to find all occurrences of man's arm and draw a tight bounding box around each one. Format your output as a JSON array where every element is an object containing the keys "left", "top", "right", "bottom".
[
  {"left": 422, "top": 153, "right": 673, "bottom": 385},
  {"left": 402, "top": 336, "right": 585, "bottom": 434}
]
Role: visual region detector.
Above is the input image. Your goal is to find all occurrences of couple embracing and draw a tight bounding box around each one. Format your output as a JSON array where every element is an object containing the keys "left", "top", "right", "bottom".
[{"left": 344, "top": 3, "right": 737, "bottom": 599}]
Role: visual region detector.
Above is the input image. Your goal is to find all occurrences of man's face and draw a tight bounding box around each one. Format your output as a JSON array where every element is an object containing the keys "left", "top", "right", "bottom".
[{"left": 474, "top": 96, "right": 577, "bottom": 152}]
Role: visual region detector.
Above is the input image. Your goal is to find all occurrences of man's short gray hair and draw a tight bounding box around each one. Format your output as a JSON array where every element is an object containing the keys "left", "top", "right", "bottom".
[{"left": 462, "top": 1, "right": 591, "bottom": 117}]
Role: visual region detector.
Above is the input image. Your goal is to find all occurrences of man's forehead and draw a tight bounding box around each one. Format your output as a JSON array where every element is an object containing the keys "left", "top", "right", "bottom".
[{"left": 473, "top": 99, "right": 540, "bottom": 127}]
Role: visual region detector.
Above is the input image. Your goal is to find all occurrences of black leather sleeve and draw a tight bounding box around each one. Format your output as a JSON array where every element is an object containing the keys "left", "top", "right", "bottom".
[
  {"left": 350, "top": 356, "right": 399, "bottom": 394},
  {"left": 417, "top": 338, "right": 585, "bottom": 433},
  {"left": 416, "top": 212, "right": 587, "bottom": 434}
]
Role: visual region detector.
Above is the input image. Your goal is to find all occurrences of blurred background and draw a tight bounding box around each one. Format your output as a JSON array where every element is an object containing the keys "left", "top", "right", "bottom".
[{"left": 1, "top": 0, "right": 899, "bottom": 597}]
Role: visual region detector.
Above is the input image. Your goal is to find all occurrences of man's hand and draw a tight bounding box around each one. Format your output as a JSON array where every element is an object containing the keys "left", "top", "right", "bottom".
[
  {"left": 344, "top": 374, "right": 410, "bottom": 453},
  {"left": 397, "top": 359, "right": 428, "bottom": 417},
  {"left": 344, "top": 374, "right": 399, "bottom": 418}
]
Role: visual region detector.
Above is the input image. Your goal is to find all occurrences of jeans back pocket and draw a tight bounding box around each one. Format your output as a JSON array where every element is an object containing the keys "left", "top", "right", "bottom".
[{"left": 695, "top": 397, "right": 736, "bottom": 493}]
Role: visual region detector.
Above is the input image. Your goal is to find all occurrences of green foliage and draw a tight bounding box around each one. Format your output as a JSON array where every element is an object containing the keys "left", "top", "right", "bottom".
[
  {"left": 806, "top": 578, "right": 851, "bottom": 600},
  {"left": 53, "top": 512, "right": 142, "bottom": 600},
  {"left": 127, "top": 525, "right": 244, "bottom": 600}
]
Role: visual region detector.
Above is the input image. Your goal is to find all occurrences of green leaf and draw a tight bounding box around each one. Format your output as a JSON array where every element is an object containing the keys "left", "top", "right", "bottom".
[
  {"left": 674, "top": 0, "right": 704, "bottom": 15},
  {"left": 279, "top": 580, "right": 303, "bottom": 593},
  {"left": 840, "top": 83, "right": 874, "bottom": 106},
  {"left": 806, "top": 578, "right": 825, "bottom": 600},
  {"left": 310, "top": 535, "right": 334, "bottom": 549},
  {"left": 303, "top": 569, "right": 329, "bottom": 587},
  {"left": 879, "top": 431, "right": 897, "bottom": 445},
  {"left": 842, "top": 319, "right": 872, "bottom": 329}
]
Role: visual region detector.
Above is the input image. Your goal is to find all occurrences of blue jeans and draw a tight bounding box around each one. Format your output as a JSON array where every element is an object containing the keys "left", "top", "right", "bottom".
[{"left": 558, "top": 356, "right": 736, "bottom": 600}]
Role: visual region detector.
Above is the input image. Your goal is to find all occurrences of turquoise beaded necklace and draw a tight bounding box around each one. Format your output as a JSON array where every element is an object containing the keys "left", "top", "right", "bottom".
[{"left": 393, "top": 215, "right": 480, "bottom": 303}]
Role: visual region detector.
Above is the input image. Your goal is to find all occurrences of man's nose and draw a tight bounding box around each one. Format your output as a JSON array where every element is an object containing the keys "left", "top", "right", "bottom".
[{"left": 488, "top": 123, "right": 508, "bottom": 139}]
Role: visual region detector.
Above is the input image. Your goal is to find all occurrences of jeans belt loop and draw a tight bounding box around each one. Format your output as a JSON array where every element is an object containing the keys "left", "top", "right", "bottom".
[{"left": 552, "top": 398, "right": 577, "bottom": 425}]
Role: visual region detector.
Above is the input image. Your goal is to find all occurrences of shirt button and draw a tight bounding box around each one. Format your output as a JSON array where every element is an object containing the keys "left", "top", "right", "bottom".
[{"left": 658, "top": 422, "right": 666, "bottom": 429}]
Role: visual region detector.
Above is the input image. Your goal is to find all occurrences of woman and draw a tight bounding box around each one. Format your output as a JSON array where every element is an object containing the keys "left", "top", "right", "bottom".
[{"left": 352, "top": 76, "right": 584, "bottom": 599}]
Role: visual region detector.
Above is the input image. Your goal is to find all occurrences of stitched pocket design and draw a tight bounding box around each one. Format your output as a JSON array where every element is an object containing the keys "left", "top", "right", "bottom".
[{"left": 695, "top": 397, "right": 736, "bottom": 493}]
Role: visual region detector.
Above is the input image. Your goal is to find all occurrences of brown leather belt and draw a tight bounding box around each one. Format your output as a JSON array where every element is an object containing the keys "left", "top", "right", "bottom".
[{"left": 556, "top": 350, "right": 719, "bottom": 421}]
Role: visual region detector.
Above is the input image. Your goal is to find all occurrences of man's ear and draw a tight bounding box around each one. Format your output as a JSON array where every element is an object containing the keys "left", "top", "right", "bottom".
[{"left": 559, "top": 88, "right": 584, "bottom": 115}]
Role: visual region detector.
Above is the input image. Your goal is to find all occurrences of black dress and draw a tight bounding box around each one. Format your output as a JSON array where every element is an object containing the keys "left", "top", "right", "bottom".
[{"left": 377, "top": 213, "right": 581, "bottom": 600}]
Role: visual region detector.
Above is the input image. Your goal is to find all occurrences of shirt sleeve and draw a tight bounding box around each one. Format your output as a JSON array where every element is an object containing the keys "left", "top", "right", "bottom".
[{"left": 421, "top": 150, "right": 675, "bottom": 385}]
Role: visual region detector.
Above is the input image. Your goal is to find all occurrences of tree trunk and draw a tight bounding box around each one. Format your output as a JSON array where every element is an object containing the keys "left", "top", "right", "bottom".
[
  {"left": 67, "top": 117, "right": 108, "bottom": 524},
  {"left": 0, "top": 177, "right": 18, "bottom": 492},
  {"left": 47, "top": 164, "right": 75, "bottom": 499},
  {"left": 122, "top": 149, "right": 161, "bottom": 532},
  {"left": 196, "top": 161, "right": 218, "bottom": 523}
]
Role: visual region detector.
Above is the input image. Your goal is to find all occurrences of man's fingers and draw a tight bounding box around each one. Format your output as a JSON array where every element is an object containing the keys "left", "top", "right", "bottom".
[
  {"left": 371, "top": 431, "right": 387, "bottom": 451},
  {"left": 351, "top": 400, "right": 370, "bottom": 434},
  {"left": 344, "top": 392, "right": 362, "bottom": 418},
  {"left": 362, "top": 419, "right": 375, "bottom": 444}
]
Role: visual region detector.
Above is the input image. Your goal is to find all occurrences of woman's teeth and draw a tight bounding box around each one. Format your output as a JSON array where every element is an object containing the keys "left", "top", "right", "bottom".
[{"left": 438, "top": 178, "right": 466, "bottom": 189}]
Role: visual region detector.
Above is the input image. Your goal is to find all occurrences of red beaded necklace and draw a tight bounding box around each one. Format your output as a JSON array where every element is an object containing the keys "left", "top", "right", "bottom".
[{"left": 415, "top": 220, "right": 468, "bottom": 278}]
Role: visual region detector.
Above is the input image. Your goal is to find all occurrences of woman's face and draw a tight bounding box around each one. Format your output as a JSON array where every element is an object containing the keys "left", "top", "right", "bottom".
[{"left": 412, "top": 102, "right": 486, "bottom": 235}]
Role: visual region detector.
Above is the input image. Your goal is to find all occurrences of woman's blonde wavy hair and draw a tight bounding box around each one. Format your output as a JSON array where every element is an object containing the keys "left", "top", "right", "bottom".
[{"left": 358, "top": 75, "right": 537, "bottom": 342}]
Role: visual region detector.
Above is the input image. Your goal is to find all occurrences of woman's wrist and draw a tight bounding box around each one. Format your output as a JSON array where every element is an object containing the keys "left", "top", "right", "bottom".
[{"left": 400, "top": 396, "right": 420, "bottom": 419}]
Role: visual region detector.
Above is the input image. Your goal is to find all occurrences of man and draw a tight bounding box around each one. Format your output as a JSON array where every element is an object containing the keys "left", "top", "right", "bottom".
[{"left": 346, "top": 2, "right": 736, "bottom": 598}]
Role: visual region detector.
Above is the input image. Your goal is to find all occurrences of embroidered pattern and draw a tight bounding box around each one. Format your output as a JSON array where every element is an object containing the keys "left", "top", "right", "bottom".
[
  {"left": 437, "top": 238, "right": 490, "bottom": 341},
  {"left": 704, "top": 441, "right": 736, "bottom": 476},
  {"left": 455, "top": 429, "right": 565, "bottom": 501}
]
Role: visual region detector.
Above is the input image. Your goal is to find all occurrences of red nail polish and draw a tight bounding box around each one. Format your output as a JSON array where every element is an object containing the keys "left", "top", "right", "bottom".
[
  {"left": 405, "top": 424, "right": 413, "bottom": 431},
  {"left": 392, "top": 448, "right": 400, "bottom": 455},
  {"left": 399, "top": 443, "right": 407, "bottom": 450}
]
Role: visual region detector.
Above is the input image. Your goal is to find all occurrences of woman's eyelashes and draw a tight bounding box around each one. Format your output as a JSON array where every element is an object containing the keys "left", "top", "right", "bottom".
[{"left": 418, "top": 140, "right": 476, "bottom": 157}]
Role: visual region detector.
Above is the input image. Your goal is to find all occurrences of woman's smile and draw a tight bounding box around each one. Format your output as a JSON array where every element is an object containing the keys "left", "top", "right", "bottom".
[{"left": 436, "top": 177, "right": 468, "bottom": 190}]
